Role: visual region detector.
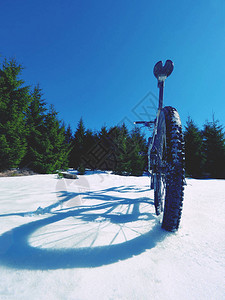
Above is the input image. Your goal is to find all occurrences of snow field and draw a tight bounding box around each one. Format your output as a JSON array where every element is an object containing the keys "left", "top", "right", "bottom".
[{"left": 0, "top": 173, "right": 224, "bottom": 299}]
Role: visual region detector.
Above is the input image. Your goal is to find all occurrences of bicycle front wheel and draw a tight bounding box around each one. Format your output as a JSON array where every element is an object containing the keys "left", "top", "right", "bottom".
[{"left": 154, "top": 106, "right": 185, "bottom": 231}]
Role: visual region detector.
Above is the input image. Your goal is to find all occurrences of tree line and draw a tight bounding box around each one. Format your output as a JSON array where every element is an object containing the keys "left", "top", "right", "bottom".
[
  {"left": 66, "top": 119, "right": 147, "bottom": 176},
  {"left": 1, "top": 58, "right": 225, "bottom": 178},
  {"left": 0, "top": 58, "right": 147, "bottom": 175},
  {"left": 184, "top": 117, "right": 225, "bottom": 179}
]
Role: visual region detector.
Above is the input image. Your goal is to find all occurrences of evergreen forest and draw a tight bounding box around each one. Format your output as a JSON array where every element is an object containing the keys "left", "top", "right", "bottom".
[{"left": 0, "top": 58, "right": 225, "bottom": 178}]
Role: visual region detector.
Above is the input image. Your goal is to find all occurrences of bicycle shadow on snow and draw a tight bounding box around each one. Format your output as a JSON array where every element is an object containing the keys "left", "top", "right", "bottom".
[{"left": 0, "top": 186, "right": 170, "bottom": 270}]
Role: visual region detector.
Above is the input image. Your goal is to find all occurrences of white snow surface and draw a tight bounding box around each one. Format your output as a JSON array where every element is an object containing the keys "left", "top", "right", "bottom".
[{"left": 0, "top": 172, "right": 224, "bottom": 300}]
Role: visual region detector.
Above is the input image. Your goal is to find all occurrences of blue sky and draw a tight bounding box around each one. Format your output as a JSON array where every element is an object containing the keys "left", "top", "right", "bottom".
[{"left": 1, "top": 0, "right": 225, "bottom": 133}]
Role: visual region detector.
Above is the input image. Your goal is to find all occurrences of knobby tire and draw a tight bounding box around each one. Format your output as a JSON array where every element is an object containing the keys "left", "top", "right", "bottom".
[{"left": 154, "top": 106, "right": 185, "bottom": 231}]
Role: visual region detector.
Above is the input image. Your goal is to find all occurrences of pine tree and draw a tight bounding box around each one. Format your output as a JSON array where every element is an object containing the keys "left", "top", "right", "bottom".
[
  {"left": 0, "top": 58, "right": 30, "bottom": 170},
  {"left": 64, "top": 124, "right": 74, "bottom": 167},
  {"left": 184, "top": 118, "right": 204, "bottom": 177},
  {"left": 29, "top": 105, "right": 69, "bottom": 173},
  {"left": 65, "top": 124, "right": 73, "bottom": 145},
  {"left": 113, "top": 124, "right": 131, "bottom": 175},
  {"left": 83, "top": 126, "right": 115, "bottom": 171},
  {"left": 128, "top": 126, "right": 147, "bottom": 176},
  {"left": 82, "top": 129, "right": 98, "bottom": 170},
  {"left": 70, "top": 118, "right": 86, "bottom": 169},
  {"left": 95, "top": 126, "right": 115, "bottom": 170},
  {"left": 202, "top": 118, "right": 225, "bottom": 178},
  {"left": 22, "top": 85, "right": 47, "bottom": 169}
]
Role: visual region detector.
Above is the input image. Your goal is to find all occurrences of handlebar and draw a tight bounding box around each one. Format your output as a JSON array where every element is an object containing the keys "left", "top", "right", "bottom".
[{"left": 134, "top": 121, "right": 155, "bottom": 127}]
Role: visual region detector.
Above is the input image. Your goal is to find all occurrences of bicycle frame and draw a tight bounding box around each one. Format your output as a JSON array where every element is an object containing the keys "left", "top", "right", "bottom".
[{"left": 135, "top": 60, "right": 185, "bottom": 231}]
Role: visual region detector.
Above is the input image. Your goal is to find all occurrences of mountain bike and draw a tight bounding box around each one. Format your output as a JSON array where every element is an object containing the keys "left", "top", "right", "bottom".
[{"left": 135, "top": 60, "right": 185, "bottom": 231}]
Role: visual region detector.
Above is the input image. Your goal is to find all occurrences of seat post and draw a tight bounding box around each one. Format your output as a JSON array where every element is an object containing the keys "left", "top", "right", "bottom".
[{"left": 158, "top": 79, "right": 164, "bottom": 110}]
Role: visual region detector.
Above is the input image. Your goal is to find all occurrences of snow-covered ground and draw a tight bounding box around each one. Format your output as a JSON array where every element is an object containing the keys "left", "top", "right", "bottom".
[{"left": 0, "top": 172, "right": 224, "bottom": 300}]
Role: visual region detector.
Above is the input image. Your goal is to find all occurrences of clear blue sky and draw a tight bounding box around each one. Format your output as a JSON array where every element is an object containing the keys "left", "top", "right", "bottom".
[{"left": 1, "top": 0, "right": 225, "bottom": 133}]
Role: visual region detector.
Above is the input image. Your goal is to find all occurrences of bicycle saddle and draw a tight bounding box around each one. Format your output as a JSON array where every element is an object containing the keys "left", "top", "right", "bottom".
[{"left": 153, "top": 60, "right": 174, "bottom": 80}]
